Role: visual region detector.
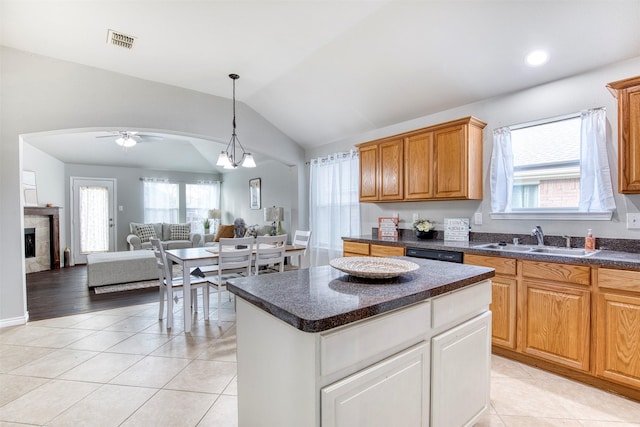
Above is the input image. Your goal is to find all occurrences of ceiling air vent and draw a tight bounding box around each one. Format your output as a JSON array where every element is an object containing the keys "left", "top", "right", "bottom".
[{"left": 107, "top": 29, "right": 135, "bottom": 49}]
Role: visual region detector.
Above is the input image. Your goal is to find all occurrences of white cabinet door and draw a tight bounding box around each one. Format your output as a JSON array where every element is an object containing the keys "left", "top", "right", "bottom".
[
  {"left": 431, "top": 311, "right": 491, "bottom": 427},
  {"left": 321, "top": 341, "right": 429, "bottom": 427}
]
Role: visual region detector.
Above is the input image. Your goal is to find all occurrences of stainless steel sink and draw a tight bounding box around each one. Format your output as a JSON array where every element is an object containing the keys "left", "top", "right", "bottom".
[
  {"left": 475, "top": 243, "right": 533, "bottom": 252},
  {"left": 473, "top": 243, "right": 599, "bottom": 257},
  {"left": 529, "top": 247, "right": 596, "bottom": 256}
]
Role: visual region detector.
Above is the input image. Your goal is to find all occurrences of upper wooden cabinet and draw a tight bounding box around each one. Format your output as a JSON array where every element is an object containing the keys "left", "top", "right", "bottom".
[
  {"left": 607, "top": 75, "right": 640, "bottom": 193},
  {"left": 357, "top": 116, "right": 486, "bottom": 202}
]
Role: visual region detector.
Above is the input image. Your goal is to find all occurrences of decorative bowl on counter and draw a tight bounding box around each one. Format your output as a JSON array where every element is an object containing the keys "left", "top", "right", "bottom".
[{"left": 329, "top": 256, "right": 420, "bottom": 279}]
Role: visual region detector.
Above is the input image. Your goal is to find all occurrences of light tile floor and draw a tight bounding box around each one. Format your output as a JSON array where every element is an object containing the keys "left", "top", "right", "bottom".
[{"left": 1, "top": 294, "right": 639, "bottom": 426}]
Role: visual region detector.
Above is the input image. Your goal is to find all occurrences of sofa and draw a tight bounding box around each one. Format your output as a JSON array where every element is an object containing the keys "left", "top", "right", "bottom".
[{"left": 126, "top": 222, "right": 201, "bottom": 250}]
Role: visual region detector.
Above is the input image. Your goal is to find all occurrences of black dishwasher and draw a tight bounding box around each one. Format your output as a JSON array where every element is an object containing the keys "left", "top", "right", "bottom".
[{"left": 406, "top": 247, "right": 464, "bottom": 263}]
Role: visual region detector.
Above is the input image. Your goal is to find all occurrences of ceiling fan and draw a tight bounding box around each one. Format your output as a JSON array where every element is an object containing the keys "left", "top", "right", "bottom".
[{"left": 96, "top": 131, "right": 163, "bottom": 148}]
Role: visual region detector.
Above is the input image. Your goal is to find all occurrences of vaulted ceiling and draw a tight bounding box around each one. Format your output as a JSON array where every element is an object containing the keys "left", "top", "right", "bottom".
[{"left": 2, "top": 0, "right": 639, "bottom": 171}]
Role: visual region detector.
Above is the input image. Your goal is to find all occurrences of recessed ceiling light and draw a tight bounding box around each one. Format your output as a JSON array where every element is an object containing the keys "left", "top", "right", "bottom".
[{"left": 525, "top": 50, "right": 549, "bottom": 67}]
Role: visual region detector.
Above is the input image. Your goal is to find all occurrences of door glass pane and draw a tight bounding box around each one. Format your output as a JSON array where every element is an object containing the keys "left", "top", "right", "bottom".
[{"left": 79, "top": 186, "right": 109, "bottom": 253}]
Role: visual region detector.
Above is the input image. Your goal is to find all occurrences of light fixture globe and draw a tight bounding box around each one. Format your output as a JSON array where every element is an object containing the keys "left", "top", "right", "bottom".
[
  {"left": 217, "top": 73, "right": 256, "bottom": 169},
  {"left": 115, "top": 132, "right": 137, "bottom": 148}
]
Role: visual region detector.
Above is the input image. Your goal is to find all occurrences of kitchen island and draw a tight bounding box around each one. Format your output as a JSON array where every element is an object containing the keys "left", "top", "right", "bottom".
[{"left": 227, "top": 258, "right": 494, "bottom": 427}]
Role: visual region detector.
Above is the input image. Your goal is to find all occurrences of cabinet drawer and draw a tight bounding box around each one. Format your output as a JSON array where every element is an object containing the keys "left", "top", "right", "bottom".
[
  {"left": 343, "top": 241, "right": 369, "bottom": 256},
  {"left": 432, "top": 280, "right": 491, "bottom": 330},
  {"left": 522, "top": 260, "right": 590, "bottom": 286},
  {"left": 598, "top": 268, "right": 640, "bottom": 292},
  {"left": 370, "top": 244, "right": 405, "bottom": 257},
  {"left": 320, "top": 301, "right": 430, "bottom": 376},
  {"left": 465, "top": 254, "right": 516, "bottom": 276}
]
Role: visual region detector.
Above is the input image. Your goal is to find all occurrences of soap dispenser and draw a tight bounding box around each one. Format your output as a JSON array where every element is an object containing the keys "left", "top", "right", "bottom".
[{"left": 585, "top": 229, "right": 595, "bottom": 251}]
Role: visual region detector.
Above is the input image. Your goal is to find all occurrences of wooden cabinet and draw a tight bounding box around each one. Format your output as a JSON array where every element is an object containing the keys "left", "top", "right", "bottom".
[
  {"left": 342, "top": 241, "right": 370, "bottom": 257},
  {"left": 370, "top": 243, "right": 405, "bottom": 257},
  {"left": 521, "top": 261, "right": 591, "bottom": 371},
  {"left": 358, "top": 138, "right": 404, "bottom": 202},
  {"left": 358, "top": 116, "right": 486, "bottom": 202},
  {"left": 607, "top": 75, "right": 640, "bottom": 193},
  {"left": 596, "top": 268, "right": 640, "bottom": 388},
  {"left": 404, "top": 131, "right": 434, "bottom": 200},
  {"left": 465, "top": 254, "right": 517, "bottom": 349},
  {"left": 343, "top": 241, "right": 404, "bottom": 257}
]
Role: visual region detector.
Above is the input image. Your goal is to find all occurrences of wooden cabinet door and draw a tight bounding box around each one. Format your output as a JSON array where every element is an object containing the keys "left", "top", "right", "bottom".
[
  {"left": 359, "top": 144, "right": 378, "bottom": 201},
  {"left": 596, "top": 291, "right": 640, "bottom": 388},
  {"left": 522, "top": 280, "right": 590, "bottom": 371},
  {"left": 370, "top": 244, "right": 405, "bottom": 257},
  {"left": 491, "top": 276, "right": 517, "bottom": 349},
  {"left": 404, "top": 132, "right": 433, "bottom": 200},
  {"left": 608, "top": 76, "right": 640, "bottom": 193},
  {"left": 343, "top": 241, "right": 369, "bottom": 257},
  {"left": 379, "top": 139, "right": 404, "bottom": 201},
  {"left": 433, "top": 125, "right": 467, "bottom": 199},
  {"left": 321, "top": 342, "right": 429, "bottom": 427},
  {"left": 465, "top": 254, "right": 517, "bottom": 349}
]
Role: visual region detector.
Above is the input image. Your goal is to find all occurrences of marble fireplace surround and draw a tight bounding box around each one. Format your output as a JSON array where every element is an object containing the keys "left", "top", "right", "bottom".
[{"left": 24, "top": 206, "right": 61, "bottom": 271}]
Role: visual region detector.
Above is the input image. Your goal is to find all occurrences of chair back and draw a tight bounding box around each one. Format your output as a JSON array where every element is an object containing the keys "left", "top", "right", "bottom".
[
  {"left": 150, "top": 238, "right": 173, "bottom": 283},
  {"left": 254, "top": 234, "right": 287, "bottom": 274},
  {"left": 292, "top": 230, "right": 312, "bottom": 268},
  {"left": 218, "top": 237, "right": 255, "bottom": 277}
]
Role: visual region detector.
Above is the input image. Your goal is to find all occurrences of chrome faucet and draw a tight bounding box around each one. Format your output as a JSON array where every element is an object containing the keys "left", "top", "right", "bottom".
[{"left": 531, "top": 225, "right": 544, "bottom": 246}]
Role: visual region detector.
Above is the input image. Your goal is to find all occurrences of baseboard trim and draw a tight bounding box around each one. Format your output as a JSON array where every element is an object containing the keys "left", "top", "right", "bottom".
[{"left": 0, "top": 312, "right": 29, "bottom": 329}]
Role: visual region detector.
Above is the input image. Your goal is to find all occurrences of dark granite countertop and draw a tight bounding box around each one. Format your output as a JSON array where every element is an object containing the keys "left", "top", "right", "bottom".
[
  {"left": 227, "top": 258, "right": 494, "bottom": 333},
  {"left": 344, "top": 235, "right": 640, "bottom": 270}
]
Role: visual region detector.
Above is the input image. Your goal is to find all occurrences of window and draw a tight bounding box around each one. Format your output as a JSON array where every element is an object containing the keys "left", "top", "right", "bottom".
[
  {"left": 491, "top": 108, "right": 615, "bottom": 219},
  {"left": 511, "top": 116, "right": 581, "bottom": 210},
  {"left": 186, "top": 182, "right": 221, "bottom": 233},
  {"left": 309, "top": 151, "right": 360, "bottom": 266},
  {"left": 143, "top": 181, "right": 179, "bottom": 223}
]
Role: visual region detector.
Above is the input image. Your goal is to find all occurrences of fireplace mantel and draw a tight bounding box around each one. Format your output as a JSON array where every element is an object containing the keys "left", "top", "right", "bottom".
[{"left": 24, "top": 206, "right": 61, "bottom": 270}]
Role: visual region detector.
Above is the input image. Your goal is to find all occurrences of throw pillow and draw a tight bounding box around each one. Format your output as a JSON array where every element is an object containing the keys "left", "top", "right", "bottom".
[
  {"left": 170, "top": 223, "right": 191, "bottom": 241},
  {"left": 134, "top": 224, "right": 157, "bottom": 243},
  {"left": 214, "top": 224, "right": 235, "bottom": 242}
]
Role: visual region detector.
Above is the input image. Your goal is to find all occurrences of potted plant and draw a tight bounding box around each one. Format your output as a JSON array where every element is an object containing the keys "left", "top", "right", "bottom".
[
  {"left": 413, "top": 218, "right": 435, "bottom": 239},
  {"left": 204, "top": 218, "right": 210, "bottom": 234}
]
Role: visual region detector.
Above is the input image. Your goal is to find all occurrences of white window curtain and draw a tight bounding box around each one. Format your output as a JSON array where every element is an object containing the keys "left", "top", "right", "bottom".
[
  {"left": 79, "top": 186, "right": 109, "bottom": 253},
  {"left": 309, "top": 150, "right": 360, "bottom": 266},
  {"left": 490, "top": 127, "right": 514, "bottom": 213},
  {"left": 143, "top": 180, "right": 179, "bottom": 223},
  {"left": 186, "top": 182, "right": 221, "bottom": 233},
  {"left": 579, "top": 108, "right": 616, "bottom": 212}
]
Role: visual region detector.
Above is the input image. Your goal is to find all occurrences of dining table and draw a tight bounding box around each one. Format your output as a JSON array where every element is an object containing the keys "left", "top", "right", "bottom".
[{"left": 165, "top": 244, "right": 306, "bottom": 332}]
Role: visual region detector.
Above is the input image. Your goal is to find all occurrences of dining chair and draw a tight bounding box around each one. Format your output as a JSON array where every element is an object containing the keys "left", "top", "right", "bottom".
[
  {"left": 207, "top": 236, "right": 255, "bottom": 326},
  {"left": 150, "top": 238, "right": 211, "bottom": 330},
  {"left": 254, "top": 234, "right": 287, "bottom": 275},
  {"left": 287, "top": 230, "right": 312, "bottom": 269}
]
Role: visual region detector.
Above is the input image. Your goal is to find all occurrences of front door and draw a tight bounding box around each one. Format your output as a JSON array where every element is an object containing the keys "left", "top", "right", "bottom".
[{"left": 71, "top": 178, "right": 116, "bottom": 264}]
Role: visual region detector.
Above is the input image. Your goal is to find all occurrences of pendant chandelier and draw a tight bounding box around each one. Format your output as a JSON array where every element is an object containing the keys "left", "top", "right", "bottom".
[{"left": 216, "top": 73, "right": 256, "bottom": 169}]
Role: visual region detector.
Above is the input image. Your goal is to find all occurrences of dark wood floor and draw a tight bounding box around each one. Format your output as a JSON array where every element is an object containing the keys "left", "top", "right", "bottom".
[{"left": 26, "top": 266, "right": 158, "bottom": 321}]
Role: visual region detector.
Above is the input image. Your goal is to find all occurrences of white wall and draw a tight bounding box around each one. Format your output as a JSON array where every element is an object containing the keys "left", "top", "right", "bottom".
[
  {"left": 0, "top": 47, "right": 305, "bottom": 327},
  {"left": 307, "top": 56, "right": 640, "bottom": 240},
  {"left": 22, "top": 143, "right": 67, "bottom": 258},
  {"left": 220, "top": 159, "right": 299, "bottom": 240}
]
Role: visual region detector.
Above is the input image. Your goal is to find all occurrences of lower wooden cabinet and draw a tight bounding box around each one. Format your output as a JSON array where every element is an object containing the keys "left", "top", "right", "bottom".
[
  {"left": 596, "top": 267, "right": 640, "bottom": 389},
  {"left": 522, "top": 280, "right": 591, "bottom": 371},
  {"left": 343, "top": 241, "right": 404, "bottom": 257},
  {"left": 465, "top": 254, "right": 517, "bottom": 349}
]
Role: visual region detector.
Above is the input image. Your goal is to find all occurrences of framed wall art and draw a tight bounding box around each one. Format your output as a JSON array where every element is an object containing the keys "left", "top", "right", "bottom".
[
  {"left": 249, "top": 178, "right": 261, "bottom": 210},
  {"left": 23, "top": 170, "right": 38, "bottom": 206}
]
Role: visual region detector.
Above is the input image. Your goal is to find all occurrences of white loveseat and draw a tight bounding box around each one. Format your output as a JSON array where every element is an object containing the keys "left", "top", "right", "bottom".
[{"left": 126, "top": 222, "right": 201, "bottom": 250}]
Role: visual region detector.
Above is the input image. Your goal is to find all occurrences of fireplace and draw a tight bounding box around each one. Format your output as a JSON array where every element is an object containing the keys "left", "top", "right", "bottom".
[{"left": 24, "top": 228, "right": 36, "bottom": 258}]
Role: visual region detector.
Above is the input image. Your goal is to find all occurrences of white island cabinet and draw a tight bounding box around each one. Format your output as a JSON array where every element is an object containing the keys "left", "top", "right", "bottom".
[{"left": 228, "top": 259, "right": 493, "bottom": 427}]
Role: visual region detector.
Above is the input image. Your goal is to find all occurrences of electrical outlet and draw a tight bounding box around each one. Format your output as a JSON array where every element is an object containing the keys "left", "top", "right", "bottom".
[
  {"left": 627, "top": 213, "right": 640, "bottom": 229},
  {"left": 474, "top": 212, "right": 482, "bottom": 225}
]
